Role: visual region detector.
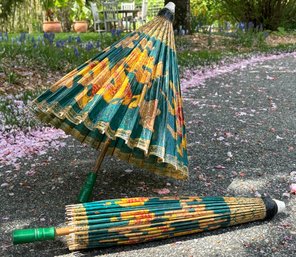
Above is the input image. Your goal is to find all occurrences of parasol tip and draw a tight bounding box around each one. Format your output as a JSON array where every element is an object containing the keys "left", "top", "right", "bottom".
[
  {"left": 165, "top": 2, "right": 175, "bottom": 14},
  {"left": 273, "top": 199, "right": 286, "bottom": 213}
]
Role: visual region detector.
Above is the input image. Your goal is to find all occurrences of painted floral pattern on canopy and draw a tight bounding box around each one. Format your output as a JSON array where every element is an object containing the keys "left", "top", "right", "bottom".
[{"left": 30, "top": 10, "right": 188, "bottom": 179}]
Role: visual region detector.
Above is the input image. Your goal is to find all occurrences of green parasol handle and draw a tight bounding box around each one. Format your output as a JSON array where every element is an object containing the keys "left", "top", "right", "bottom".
[
  {"left": 13, "top": 227, "right": 55, "bottom": 244},
  {"left": 77, "top": 172, "right": 97, "bottom": 203}
]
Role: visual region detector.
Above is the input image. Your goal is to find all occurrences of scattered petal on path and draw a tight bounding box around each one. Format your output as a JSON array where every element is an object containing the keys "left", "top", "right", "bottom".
[
  {"left": 290, "top": 184, "right": 296, "bottom": 194},
  {"left": 0, "top": 127, "right": 68, "bottom": 167},
  {"left": 153, "top": 188, "right": 170, "bottom": 195}
]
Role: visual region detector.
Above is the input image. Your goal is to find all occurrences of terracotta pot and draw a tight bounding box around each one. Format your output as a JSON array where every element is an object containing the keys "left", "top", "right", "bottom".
[
  {"left": 74, "top": 21, "right": 88, "bottom": 33},
  {"left": 43, "top": 21, "right": 62, "bottom": 33}
]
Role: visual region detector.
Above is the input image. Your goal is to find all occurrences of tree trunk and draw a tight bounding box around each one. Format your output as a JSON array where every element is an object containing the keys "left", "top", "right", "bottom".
[{"left": 164, "top": 0, "right": 191, "bottom": 34}]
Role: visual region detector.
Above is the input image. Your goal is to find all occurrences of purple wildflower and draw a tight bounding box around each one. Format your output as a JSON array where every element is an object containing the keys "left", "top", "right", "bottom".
[
  {"left": 74, "top": 47, "right": 80, "bottom": 57},
  {"left": 56, "top": 40, "right": 65, "bottom": 48},
  {"left": 96, "top": 40, "right": 101, "bottom": 49},
  {"left": 85, "top": 42, "right": 94, "bottom": 51},
  {"left": 19, "top": 32, "right": 26, "bottom": 43},
  {"left": 116, "top": 29, "right": 122, "bottom": 37},
  {"left": 110, "top": 29, "right": 116, "bottom": 37},
  {"left": 76, "top": 36, "right": 82, "bottom": 44},
  {"left": 43, "top": 32, "right": 55, "bottom": 44}
]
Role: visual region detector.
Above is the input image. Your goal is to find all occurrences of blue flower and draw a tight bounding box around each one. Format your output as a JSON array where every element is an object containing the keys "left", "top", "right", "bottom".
[
  {"left": 85, "top": 42, "right": 94, "bottom": 51},
  {"left": 238, "top": 22, "right": 245, "bottom": 31},
  {"left": 43, "top": 32, "right": 55, "bottom": 44},
  {"left": 74, "top": 47, "right": 80, "bottom": 57},
  {"left": 76, "top": 36, "right": 82, "bottom": 44},
  {"left": 247, "top": 21, "right": 254, "bottom": 30},
  {"left": 56, "top": 40, "right": 65, "bottom": 48},
  {"left": 19, "top": 32, "right": 26, "bottom": 43},
  {"left": 116, "top": 29, "right": 122, "bottom": 37},
  {"left": 110, "top": 29, "right": 116, "bottom": 37},
  {"left": 68, "top": 36, "right": 73, "bottom": 43},
  {"left": 96, "top": 40, "right": 101, "bottom": 49}
]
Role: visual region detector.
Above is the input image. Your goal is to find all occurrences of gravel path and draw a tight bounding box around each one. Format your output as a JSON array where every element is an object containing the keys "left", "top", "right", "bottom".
[{"left": 1, "top": 55, "right": 296, "bottom": 257}]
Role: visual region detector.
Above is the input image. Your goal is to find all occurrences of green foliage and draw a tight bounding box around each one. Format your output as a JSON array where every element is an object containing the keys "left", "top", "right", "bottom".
[
  {"left": 191, "top": 0, "right": 227, "bottom": 32},
  {"left": 70, "top": 0, "right": 91, "bottom": 21},
  {"left": 40, "top": 0, "right": 55, "bottom": 21},
  {"left": 0, "top": 0, "right": 24, "bottom": 21},
  {"left": 219, "top": 0, "right": 296, "bottom": 31},
  {"left": 191, "top": 0, "right": 223, "bottom": 25},
  {"left": 232, "top": 30, "right": 268, "bottom": 48},
  {"left": 276, "top": 27, "right": 286, "bottom": 36},
  {"left": 41, "top": 0, "right": 70, "bottom": 21}
]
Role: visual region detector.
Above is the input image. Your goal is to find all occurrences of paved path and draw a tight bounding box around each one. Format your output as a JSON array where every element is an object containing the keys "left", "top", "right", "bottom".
[{"left": 1, "top": 55, "right": 296, "bottom": 257}]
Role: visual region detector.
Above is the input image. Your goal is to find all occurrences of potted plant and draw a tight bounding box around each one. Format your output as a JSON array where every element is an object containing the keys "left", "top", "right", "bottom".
[
  {"left": 41, "top": 0, "right": 62, "bottom": 32},
  {"left": 71, "top": 0, "right": 91, "bottom": 33}
]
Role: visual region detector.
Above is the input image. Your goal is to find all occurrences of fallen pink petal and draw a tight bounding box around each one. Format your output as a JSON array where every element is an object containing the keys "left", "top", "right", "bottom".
[
  {"left": 214, "top": 165, "right": 226, "bottom": 170},
  {"left": 153, "top": 188, "right": 171, "bottom": 195},
  {"left": 290, "top": 184, "right": 296, "bottom": 194}
]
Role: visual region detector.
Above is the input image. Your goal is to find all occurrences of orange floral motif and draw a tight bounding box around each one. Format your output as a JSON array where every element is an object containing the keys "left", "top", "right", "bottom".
[
  {"left": 174, "top": 94, "right": 185, "bottom": 137},
  {"left": 91, "top": 84, "right": 101, "bottom": 96},
  {"left": 89, "top": 61, "right": 98, "bottom": 69},
  {"left": 130, "top": 217, "right": 154, "bottom": 225},
  {"left": 139, "top": 100, "right": 159, "bottom": 131},
  {"left": 176, "top": 106, "right": 184, "bottom": 135},
  {"left": 122, "top": 84, "right": 133, "bottom": 105},
  {"left": 121, "top": 210, "right": 149, "bottom": 218},
  {"left": 119, "top": 197, "right": 149, "bottom": 204},
  {"left": 134, "top": 213, "right": 154, "bottom": 220}
]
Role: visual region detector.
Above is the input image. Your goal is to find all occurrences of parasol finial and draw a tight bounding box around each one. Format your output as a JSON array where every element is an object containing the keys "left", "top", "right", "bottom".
[
  {"left": 273, "top": 199, "right": 286, "bottom": 213},
  {"left": 164, "top": 2, "right": 175, "bottom": 14}
]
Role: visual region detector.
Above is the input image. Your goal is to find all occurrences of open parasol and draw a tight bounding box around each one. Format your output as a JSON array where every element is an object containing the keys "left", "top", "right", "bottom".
[
  {"left": 30, "top": 2, "right": 188, "bottom": 202},
  {"left": 13, "top": 196, "right": 285, "bottom": 250}
]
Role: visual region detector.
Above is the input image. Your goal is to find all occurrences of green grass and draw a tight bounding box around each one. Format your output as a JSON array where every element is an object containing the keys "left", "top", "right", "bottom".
[
  {"left": 177, "top": 50, "right": 226, "bottom": 68},
  {"left": 0, "top": 32, "right": 126, "bottom": 72},
  {"left": 7, "top": 32, "right": 118, "bottom": 43}
]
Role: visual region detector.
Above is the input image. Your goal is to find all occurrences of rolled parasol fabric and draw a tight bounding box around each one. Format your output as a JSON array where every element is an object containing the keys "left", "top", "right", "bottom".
[{"left": 13, "top": 196, "right": 285, "bottom": 250}]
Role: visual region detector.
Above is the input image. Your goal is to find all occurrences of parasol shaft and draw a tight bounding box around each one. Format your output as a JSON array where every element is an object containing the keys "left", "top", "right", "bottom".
[
  {"left": 55, "top": 227, "right": 73, "bottom": 236},
  {"left": 13, "top": 227, "right": 73, "bottom": 244},
  {"left": 94, "top": 138, "right": 111, "bottom": 173},
  {"left": 78, "top": 138, "right": 111, "bottom": 203}
]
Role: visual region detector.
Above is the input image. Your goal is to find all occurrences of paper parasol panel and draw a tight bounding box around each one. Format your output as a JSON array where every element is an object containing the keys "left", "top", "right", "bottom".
[
  {"left": 13, "top": 196, "right": 285, "bottom": 251},
  {"left": 30, "top": 3, "right": 188, "bottom": 180}
]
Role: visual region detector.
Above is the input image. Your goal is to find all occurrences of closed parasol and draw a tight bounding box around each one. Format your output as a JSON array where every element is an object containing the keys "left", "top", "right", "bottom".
[{"left": 13, "top": 196, "right": 285, "bottom": 250}]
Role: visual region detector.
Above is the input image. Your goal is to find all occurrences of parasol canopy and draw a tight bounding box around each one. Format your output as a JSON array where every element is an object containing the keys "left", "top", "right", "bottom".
[
  {"left": 30, "top": 2, "right": 188, "bottom": 182},
  {"left": 13, "top": 196, "right": 285, "bottom": 250}
]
